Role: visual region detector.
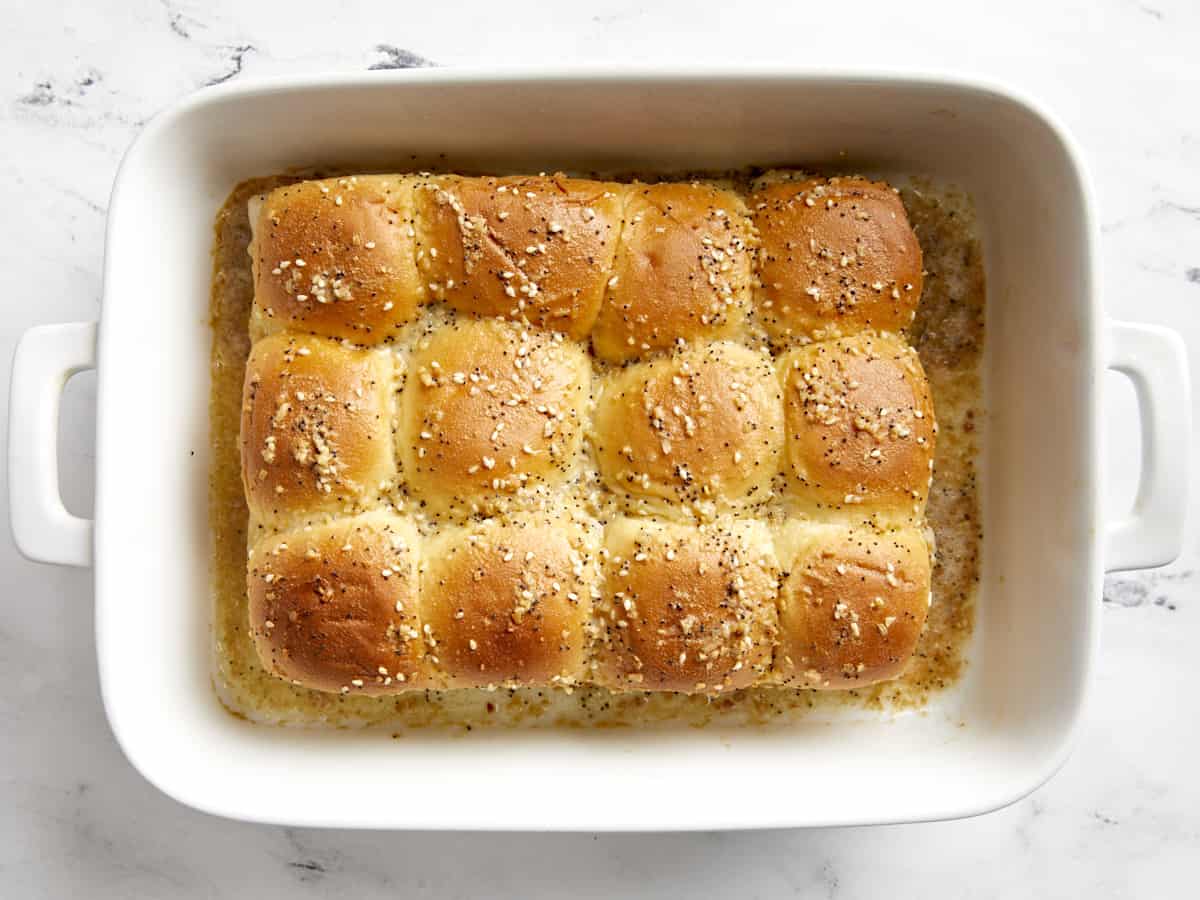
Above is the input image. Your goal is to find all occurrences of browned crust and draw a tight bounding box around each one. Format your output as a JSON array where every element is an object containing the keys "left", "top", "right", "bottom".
[
  {"left": 779, "top": 333, "right": 936, "bottom": 519},
  {"left": 399, "top": 317, "right": 590, "bottom": 513},
  {"left": 594, "top": 518, "right": 779, "bottom": 693},
  {"left": 413, "top": 174, "right": 623, "bottom": 339},
  {"left": 421, "top": 513, "right": 598, "bottom": 688},
  {"left": 240, "top": 333, "right": 395, "bottom": 525},
  {"left": 592, "top": 182, "right": 754, "bottom": 362},
  {"left": 251, "top": 176, "right": 425, "bottom": 342},
  {"left": 247, "top": 513, "right": 425, "bottom": 694},
  {"left": 775, "top": 524, "right": 931, "bottom": 689},
  {"left": 752, "top": 176, "right": 922, "bottom": 342},
  {"left": 592, "top": 341, "right": 784, "bottom": 510}
]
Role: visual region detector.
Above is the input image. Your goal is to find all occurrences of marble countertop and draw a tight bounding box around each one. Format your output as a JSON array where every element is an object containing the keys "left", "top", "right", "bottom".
[{"left": 2, "top": 0, "right": 1197, "bottom": 896}]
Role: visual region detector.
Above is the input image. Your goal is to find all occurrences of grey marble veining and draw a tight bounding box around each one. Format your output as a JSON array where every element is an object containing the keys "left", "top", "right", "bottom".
[{"left": 2, "top": 0, "right": 1197, "bottom": 897}]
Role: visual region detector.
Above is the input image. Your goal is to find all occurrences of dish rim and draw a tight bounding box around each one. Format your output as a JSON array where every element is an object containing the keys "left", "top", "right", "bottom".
[{"left": 94, "top": 66, "right": 1104, "bottom": 830}]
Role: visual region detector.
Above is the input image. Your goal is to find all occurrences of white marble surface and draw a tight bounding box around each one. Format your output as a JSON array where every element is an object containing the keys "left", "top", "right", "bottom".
[{"left": 2, "top": 0, "right": 1198, "bottom": 896}]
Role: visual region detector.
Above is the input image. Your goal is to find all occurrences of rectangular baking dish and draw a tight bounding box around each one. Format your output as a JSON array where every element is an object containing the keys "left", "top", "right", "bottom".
[{"left": 8, "top": 69, "right": 1191, "bottom": 830}]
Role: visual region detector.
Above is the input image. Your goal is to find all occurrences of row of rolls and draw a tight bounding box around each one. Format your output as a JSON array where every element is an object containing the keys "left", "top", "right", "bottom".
[
  {"left": 248, "top": 171, "right": 923, "bottom": 355},
  {"left": 248, "top": 509, "right": 932, "bottom": 695},
  {"left": 240, "top": 170, "right": 936, "bottom": 696}
]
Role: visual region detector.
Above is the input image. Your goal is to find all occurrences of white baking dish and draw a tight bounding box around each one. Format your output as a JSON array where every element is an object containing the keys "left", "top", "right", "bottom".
[{"left": 7, "top": 69, "right": 1191, "bottom": 830}]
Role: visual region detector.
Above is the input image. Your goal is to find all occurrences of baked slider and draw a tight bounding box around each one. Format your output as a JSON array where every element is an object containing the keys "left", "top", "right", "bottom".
[
  {"left": 593, "top": 517, "right": 780, "bottom": 693},
  {"left": 752, "top": 175, "right": 923, "bottom": 343},
  {"left": 413, "top": 174, "right": 623, "bottom": 340},
  {"left": 241, "top": 332, "right": 396, "bottom": 529},
  {"left": 235, "top": 168, "right": 942, "bottom": 702},
  {"left": 592, "top": 340, "right": 784, "bottom": 515},
  {"left": 778, "top": 332, "right": 935, "bottom": 522},
  {"left": 250, "top": 175, "right": 426, "bottom": 343},
  {"left": 592, "top": 182, "right": 754, "bottom": 362},
  {"left": 247, "top": 512, "right": 425, "bottom": 694},
  {"left": 420, "top": 511, "right": 599, "bottom": 689},
  {"left": 398, "top": 316, "right": 590, "bottom": 516},
  {"left": 773, "top": 523, "right": 931, "bottom": 689}
]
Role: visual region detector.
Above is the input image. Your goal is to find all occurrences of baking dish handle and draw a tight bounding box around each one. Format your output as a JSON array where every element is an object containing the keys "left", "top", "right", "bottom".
[
  {"left": 8, "top": 322, "right": 97, "bottom": 567},
  {"left": 1105, "top": 320, "right": 1191, "bottom": 572}
]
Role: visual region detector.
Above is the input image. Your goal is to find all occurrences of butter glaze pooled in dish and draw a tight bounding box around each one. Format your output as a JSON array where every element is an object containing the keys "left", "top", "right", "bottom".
[{"left": 210, "top": 169, "right": 985, "bottom": 727}]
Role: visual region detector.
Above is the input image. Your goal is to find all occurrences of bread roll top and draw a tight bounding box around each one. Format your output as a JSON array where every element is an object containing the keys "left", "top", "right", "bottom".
[
  {"left": 398, "top": 316, "right": 590, "bottom": 517},
  {"left": 251, "top": 175, "right": 426, "bottom": 342},
  {"left": 413, "top": 174, "right": 623, "bottom": 339},
  {"left": 593, "top": 517, "right": 780, "bottom": 694},
  {"left": 592, "top": 340, "right": 784, "bottom": 514},
  {"left": 773, "top": 523, "right": 931, "bottom": 689},
  {"left": 241, "top": 332, "right": 396, "bottom": 529},
  {"left": 752, "top": 175, "right": 922, "bottom": 343},
  {"left": 779, "top": 332, "right": 935, "bottom": 523},
  {"left": 592, "top": 182, "right": 754, "bottom": 363},
  {"left": 247, "top": 513, "right": 425, "bottom": 694},
  {"left": 421, "top": 511, "right": 600, "bottom": 689}
]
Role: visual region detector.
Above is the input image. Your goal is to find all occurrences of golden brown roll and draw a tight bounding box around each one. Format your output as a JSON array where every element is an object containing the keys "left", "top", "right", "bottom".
[
  {"left": 592, "top": 182, "right": 754, "bottom": 363},
  {"left": 398, "top": 317, "right": 590, "bottom": 514},
  {"left": 250, "top": 176, "right": 425, "bottom": 342},
  {"left": 421, "top": 511, "right": 599, "bottom": 689},
  {"left": 247, "top": 512, "right": 425, "bottom": 694},
  {"left": 592, "top": 341, "right": 784, "bottom": 513},
  {"left": 778, "top": 333, "right": 935, "bottom": 520},
  {"left": 241, "top": 332, "right": 396, "bottom": 527},
  {"left": 593, "top": 518, "right": 779, "bottom": 693},
  {"left": 752, "top": 176, "right": 922, "bottom": 342},
  {"left": 774, "top": 523, "right": 931, "bottom": 689},
  {"left": 413, "top": 174, "right": 623, "bottom": 339}
]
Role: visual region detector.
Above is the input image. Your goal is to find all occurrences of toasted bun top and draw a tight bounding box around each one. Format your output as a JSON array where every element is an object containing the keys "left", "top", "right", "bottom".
[
  {"left": 593, "top": 341, "right": 784, "bottom": 513},
  {"left": 247, "top": 513, "right": 424, "bottom": 694},
  {"left": 592, "top": 182, "right": 754, "bottom": 362},
  {"left": 778, "top": 332, "right": 935, "bottom": 521},
  {"left": 241, "top": 332, "right": 396, "bottom": 527},
  {"left": 752, "top": 176, "right": 922, "bottom": 342},
  {"left": 413, "top": 174, "right": 623, "bottom": 339},
  {"left": 251, "top": 176, "right": 425, "bottom": 342},
  {"left": 594, "top": 517, "right": 779, "bottom": 693},
  {"left": 774, "top": 523, "right": 931, "bottom": 689},
  {"left": 399, "top": 316, "right": 590, "bottom": 515},
  {"left": 421, "top": 511, "right": 599, "bottom": 688}
]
